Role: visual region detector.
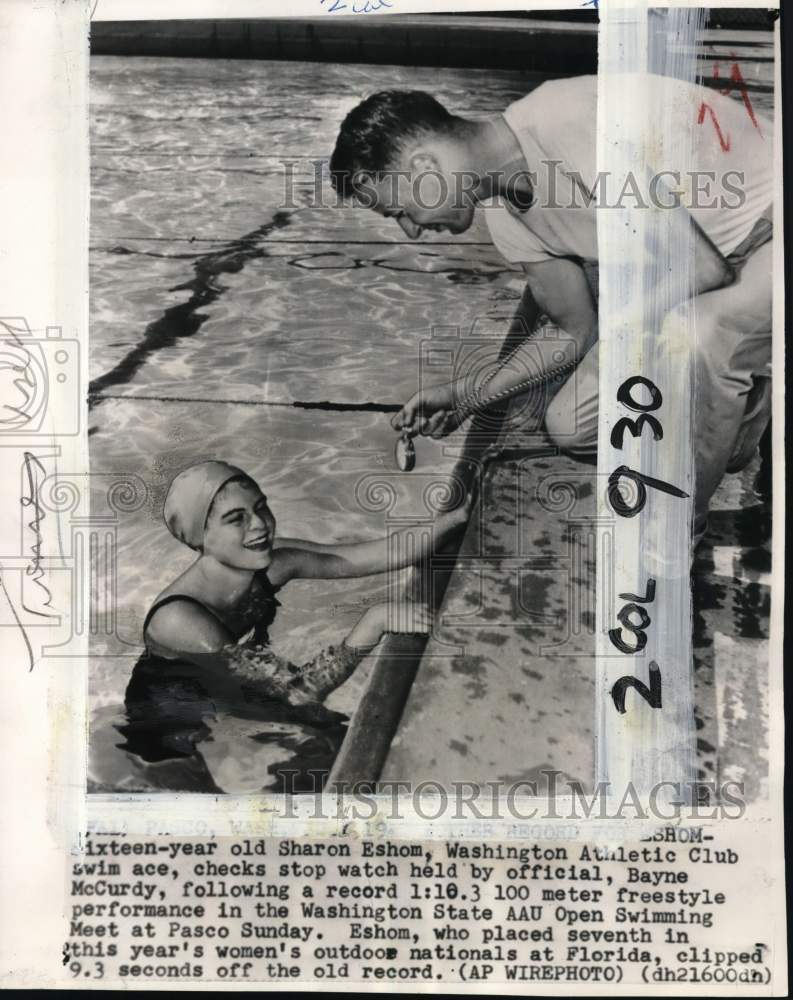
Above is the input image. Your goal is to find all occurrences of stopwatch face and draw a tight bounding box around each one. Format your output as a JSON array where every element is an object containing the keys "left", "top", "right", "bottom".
[{"left": 395, "top": 434, "right": 416, "bottom": 472}]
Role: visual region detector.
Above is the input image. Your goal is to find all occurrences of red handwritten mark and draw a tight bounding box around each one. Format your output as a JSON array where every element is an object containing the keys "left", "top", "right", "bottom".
[
  {"left": 697, "top": 102, "right": 731, "bottom": 152},
  {"left": 715, "top": 57, "right": 764, "bottom": 137},
  {"left": 697, "top": 59, "right": 764, "bottom": 152}
]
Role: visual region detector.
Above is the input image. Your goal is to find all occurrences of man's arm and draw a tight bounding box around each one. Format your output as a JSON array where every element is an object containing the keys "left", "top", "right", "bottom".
[
  {"left": 455, "top": 256, "right": 598, "bottom": 410},
  {"left": 656, "top": 203, "right": 736, "bottom": 304},
  {"left": 391, "top": 258, "right": 595, "bottom": 437},
  {"left": 393, "top": 210, "right": 735, "bottom": 436},
  {"left": 467, "top": 209, "right": 735, "bottom": 412}
]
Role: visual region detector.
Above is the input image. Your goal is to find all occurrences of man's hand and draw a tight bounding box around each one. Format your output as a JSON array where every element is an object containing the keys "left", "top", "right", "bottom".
[{"left": 391, "top": 382, "right": 464, "bottom": 439}]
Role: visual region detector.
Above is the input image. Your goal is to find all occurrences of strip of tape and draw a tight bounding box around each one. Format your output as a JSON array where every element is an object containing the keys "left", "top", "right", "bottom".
[{"left": 595, "top": 3, "right": 700, "bottom": 801}]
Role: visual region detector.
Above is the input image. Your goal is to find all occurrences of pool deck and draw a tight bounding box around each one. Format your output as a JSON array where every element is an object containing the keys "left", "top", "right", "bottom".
[{"left": 381, "top": 400, "right": 600, "bottom": 792}]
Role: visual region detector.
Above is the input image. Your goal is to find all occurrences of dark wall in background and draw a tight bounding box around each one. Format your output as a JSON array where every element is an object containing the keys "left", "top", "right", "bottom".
[
  {"left": 89, "top": 16, "right": 598, "bottom": 72},
  {"left": 89, "top": 11, "right": 774, "bottom": 72}
]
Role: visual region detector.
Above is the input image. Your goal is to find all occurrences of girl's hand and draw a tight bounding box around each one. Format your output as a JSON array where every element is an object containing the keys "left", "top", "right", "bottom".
[
  {"left": 346, "top": 601, "right": 433, "bottom": 650},
  {"left": 434, "top": 488, "right": 475, "bottom": 532}
]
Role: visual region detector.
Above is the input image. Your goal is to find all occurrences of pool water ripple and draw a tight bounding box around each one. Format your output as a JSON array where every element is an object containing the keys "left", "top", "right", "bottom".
[{"left": 89, "top": 210, "right": 296, "bottom": 401}]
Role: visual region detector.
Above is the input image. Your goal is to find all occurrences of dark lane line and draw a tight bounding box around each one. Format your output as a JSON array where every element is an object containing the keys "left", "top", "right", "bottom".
[
  {"left": 88, "top": 211, "right": 293, "bottom": 407},
  {"left": 88, "top": 392, "right": 402, "bottom": 413}
]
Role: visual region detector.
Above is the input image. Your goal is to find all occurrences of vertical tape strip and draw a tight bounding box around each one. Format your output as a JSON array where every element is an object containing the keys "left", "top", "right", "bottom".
[{"left": 596, "top": 4, "right": 703, "bottom": 802}]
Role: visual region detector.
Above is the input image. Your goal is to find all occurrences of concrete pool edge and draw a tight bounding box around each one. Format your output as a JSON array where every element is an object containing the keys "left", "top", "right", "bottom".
[{"left": 90, "top": 16, "right": 598, "bottom": 73}]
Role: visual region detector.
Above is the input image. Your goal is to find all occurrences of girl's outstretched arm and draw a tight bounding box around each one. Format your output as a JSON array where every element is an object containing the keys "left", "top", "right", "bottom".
[
  {"left": 144, "top": 598, "right": 430, "bottom": 705},
  {"left": 270, "top": 493, "right": 472, "bottom": 584}
]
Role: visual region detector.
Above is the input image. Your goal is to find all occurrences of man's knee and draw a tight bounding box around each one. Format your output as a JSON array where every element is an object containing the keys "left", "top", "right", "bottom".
[
  {"left": 661, "top": 301, "right": 742, "bottom": 381},
  {"left": 545, "top": 391, "right": 596, "bottom": 452}
]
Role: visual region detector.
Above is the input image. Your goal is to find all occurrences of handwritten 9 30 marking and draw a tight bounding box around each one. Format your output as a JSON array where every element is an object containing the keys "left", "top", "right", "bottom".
[{"left": 607, "top": 376, "right": 690, "bottom": 715}]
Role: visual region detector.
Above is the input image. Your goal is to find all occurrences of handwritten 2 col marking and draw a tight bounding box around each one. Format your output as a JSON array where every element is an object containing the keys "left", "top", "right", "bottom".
[{"left": 606, "top": 376, "right": 690, "bottom": 715}]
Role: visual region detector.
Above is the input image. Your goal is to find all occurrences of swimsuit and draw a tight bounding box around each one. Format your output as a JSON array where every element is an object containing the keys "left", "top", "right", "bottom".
[{"left": 116, "top": 573, "right": 359, "bottom": 787}]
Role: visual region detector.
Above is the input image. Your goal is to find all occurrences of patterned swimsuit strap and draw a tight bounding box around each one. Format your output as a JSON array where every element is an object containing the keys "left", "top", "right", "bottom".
[{"left": 143, "top": 573, "right": 280, "bottom": 640}]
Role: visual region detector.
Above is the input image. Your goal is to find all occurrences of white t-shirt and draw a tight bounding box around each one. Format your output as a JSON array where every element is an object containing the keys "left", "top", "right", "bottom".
[{"left": 485, "top": 74, "right": 774, "bottom": 265}]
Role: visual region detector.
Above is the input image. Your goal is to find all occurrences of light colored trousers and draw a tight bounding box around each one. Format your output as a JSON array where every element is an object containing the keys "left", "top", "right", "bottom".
[{"left": 543, "top": 237, "right": 773, "bottom": 530}]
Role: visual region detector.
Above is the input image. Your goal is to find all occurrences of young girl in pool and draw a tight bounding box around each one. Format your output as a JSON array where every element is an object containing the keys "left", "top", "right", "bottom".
[{"left": 120, "top": 460, "right": 468, "bottom": 786}]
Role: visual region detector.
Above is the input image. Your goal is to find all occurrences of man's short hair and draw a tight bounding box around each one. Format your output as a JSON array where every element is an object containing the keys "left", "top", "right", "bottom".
[{"left": 330, "top": 90, "right": 457, "bottom": 200}]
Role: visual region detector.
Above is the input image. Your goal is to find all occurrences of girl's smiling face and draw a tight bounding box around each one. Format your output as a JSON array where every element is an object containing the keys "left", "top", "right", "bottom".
[{"left": 202, "top": 477, "right": 276, "bottom": 571}]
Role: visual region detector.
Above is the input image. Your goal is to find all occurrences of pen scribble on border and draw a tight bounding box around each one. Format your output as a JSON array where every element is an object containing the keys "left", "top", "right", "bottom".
[
  {"left": 21, "top": 450, "right": 56, "bottom": 619},
  {"left": 0, "top": 318, "right": 37, "bottom": 428},
  {"left": 0, "top": 565, "right": 35, "bottom": 672}
]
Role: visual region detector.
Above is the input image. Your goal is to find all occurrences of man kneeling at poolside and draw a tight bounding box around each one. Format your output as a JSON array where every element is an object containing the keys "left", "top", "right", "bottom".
[{"left": 329, "top": 76, "right": 774, "bottom": 539}]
